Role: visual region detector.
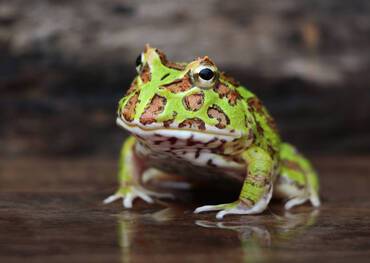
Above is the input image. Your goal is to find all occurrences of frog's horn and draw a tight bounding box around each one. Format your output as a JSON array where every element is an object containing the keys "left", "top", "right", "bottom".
[
  {"left": 200, "top": 56, "right": 216, "bottom": 66},
  {"left": 144, "top": 43, "right": 153, "bottom": 52}
]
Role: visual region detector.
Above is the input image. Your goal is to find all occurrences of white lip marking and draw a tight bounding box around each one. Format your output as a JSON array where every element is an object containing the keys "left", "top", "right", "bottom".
[{"left": 116, "top": 117, "right": 242, "bottom": 142}]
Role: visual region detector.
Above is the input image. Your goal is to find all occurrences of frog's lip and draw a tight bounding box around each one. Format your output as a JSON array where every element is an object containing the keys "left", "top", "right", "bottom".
[{"left": 116, "top": 118, "right": 242, "bottom": 141}]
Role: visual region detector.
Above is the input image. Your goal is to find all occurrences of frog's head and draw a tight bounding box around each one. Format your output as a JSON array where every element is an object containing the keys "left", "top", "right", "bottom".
[{"left": 117, "top": 45, "right": 253, "bottom": 150}]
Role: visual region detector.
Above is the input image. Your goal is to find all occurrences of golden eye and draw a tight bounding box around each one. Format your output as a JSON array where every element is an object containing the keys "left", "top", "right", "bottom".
[
  {"left": 191, "top": 64, "right": 218, "bottom": 89},
  {"left": 135, "top": 53, "right": 143, "bottom": 73}
]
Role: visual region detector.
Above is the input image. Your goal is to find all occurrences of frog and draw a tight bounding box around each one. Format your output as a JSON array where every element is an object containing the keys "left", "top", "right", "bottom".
[{"left": 104, "top": 44, "right": 320, "bottom": 219}]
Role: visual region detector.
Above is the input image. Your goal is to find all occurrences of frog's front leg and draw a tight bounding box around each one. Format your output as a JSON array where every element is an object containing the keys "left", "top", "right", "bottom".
[
  {"left": 104, "top": 136, "right": 173, "bottom": 208},
  {"left": 194, "top": 146, "right": 274, "bottom": 219}
]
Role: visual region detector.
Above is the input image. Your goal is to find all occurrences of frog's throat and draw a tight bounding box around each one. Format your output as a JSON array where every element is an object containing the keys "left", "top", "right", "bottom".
[{"left": 116, "top": 118, "right": 241, "bottom": 142}]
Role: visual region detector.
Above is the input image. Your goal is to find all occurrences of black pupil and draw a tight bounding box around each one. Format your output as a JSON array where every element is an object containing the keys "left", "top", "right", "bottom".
[
  {"left": 199, "top": 68, "right": 214, "bottom": 80},
  {"left": 135, "top": 55, "right": 142, "bottom": 67}
]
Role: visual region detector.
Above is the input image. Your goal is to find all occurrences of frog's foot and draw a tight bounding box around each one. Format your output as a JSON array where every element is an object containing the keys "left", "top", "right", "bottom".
[
  {"left": 103, "top": 186, "right": 174, "bottom": 208},
  {"left": 195, "top": 187, "right": 272, "bottom": 219},
  {"left": 194, "top": 200, "right": 265, "bottom": 220}
]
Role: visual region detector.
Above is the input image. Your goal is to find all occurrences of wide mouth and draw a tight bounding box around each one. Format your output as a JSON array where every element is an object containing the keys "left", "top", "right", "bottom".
[{"left": 116, "top": 117, "right": 242, "bottom": 142}]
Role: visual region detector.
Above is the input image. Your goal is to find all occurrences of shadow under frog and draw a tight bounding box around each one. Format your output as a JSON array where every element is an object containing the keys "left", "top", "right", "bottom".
[{"left": 115, "top": 205, "right": 319, "bottom": 262}]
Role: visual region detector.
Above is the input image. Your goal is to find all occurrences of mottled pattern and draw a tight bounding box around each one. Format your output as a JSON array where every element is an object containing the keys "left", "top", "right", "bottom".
[
  {"left": 207, "top": 105, "right": 230, "bottom": 129},
  {"left": 178, "top": 118, "right": 206, "bottom": 130},
  {"left": 140, "top": 95, "right": 166, "bottom": 125},
  {"left": 122, "top": 92, "right": 139, "bottom": 122},
  {"left": 267, "top": 116, "right": 279, "bottom": 133},
  {"left": 183, "top": 92, "right": 204, "bottom": 111},
  {"left": 247, "top": 97, "right": 264, "bottom": 113},
  {"left": 140, "top": 64, "right": 151, "bottom": 83},
  {"left": 256, "top": 121, "right": 265, "bottom": 136},
  {"left": 162, "top": 75, "right": 192, "bottom": 93},
  {"left": 213, "top": 82, "right": 239, "bottom": 106},
  {"left": 220, "top": 71, "right": 240, "bottom": 87}
]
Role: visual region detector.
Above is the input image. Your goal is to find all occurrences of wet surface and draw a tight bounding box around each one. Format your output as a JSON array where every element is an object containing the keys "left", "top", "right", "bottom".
[{"left": 0, "top": 156, "right": 369, "bottom": 262}]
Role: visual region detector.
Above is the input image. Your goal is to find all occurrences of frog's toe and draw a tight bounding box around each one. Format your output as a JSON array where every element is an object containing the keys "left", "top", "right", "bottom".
[
  {"left": 194, "top": 204, "right": 228, "bottom": 214},
  {"left": 195, "top": 198, "right": 270, "bottom": 219},
  {"left": 284, "top": 196, "right": 309, "bottom": 210},
  {"left": 103, "top": 186, "right": 155, "bottom": 208},
  {"left": 103, "top": 194, "right": 122, "bottom": 204},
  {"left": 216, "top": 206, "right": 254, "bottom": 220},
  {"left": 122, "top": 191, "right": 153, "bottom": 208}
]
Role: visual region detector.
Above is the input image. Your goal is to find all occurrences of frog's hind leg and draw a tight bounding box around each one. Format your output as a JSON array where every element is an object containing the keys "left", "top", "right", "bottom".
[{"left": 274, "top": 143, "right": 320, "bottom": 210}]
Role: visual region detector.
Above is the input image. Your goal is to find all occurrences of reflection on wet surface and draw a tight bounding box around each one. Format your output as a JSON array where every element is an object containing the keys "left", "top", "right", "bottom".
[
  {"left": 0, "top": 158, "right": 370, "bottom": 262},
  {"left": 116, "top": 206, "right": 319, "bottom": 263}
]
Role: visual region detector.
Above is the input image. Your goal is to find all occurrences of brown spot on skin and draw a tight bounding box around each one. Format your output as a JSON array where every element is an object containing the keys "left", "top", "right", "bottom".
[
  {"left": 183, "top": 92, "right": 204, "bottom": 111},
  {"left": 163, "top": 112, "right": 177, "bottom": 128},
  {"left": 162, "top": 75, "right": 192, "bottom": 93},
  {"left": 140, "top": 64, "right": 151, "bottom": 83},
  {"left": 213, "top": 82, "right": 240, "bottom": 106},
  {"left": 140, "top": 95, "right": 167, "bottom": 125},
  {"left": 282, "top": 160, "right": 305, "bottom": 174},
  {"left": 256, "top": 121, "right": 264, "bottom": 136},
  {"left": 126, "top": 79, "right": 138, "bottom": 95},
  {"left": 178, "top": 118, "right": 206, "bottom": 130},
  {"left": 214, "top": 82, "right": 229, "bottom": 98},
  {"left": 122, "top": 92, "right": 139, "bottom": 122},
  {"left": 268, "top": 145, "right": 277, "bottom": 157},
  {"left": 227, "top": 90, "right": 239, "bottom": 106},
  {"left": 156, "top": 48, "right": 186, "bottom": 70},
  {"left": 207, "top": 105, "right": 230, "bottom": 129},
  {"left": 220, "top": 71, "right": 240, "bottom": 87},
  {"left": 267, "top": 116, "right": 279, "bottom": 133},
  {"left": 247, "top": 97, "right": 264, "bottom": 113}
]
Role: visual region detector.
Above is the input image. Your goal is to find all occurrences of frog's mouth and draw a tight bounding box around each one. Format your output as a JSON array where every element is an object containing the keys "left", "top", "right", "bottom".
[{"left": 117, "top": 117, "right": 241, "bottom": 143}]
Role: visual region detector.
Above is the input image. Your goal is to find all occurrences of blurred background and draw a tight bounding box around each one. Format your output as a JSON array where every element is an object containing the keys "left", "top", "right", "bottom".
[{"left": 1, "top": 0, "right": 370, "bottom": 159}]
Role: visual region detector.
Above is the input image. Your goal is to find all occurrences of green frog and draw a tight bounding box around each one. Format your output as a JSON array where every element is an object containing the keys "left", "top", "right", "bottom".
[{"left": 104, "top": 45, "right": 320, "bottom": 219}]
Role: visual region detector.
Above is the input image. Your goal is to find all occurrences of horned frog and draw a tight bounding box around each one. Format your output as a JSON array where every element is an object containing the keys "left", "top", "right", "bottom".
[{"left": 104, "top": 45, "right": 320, "bottom": 219}]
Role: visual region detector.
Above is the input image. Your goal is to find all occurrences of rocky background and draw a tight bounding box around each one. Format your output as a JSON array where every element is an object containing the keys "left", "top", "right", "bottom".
[{"left": 1, "top": 0, "right": 370, "bottom": 158}]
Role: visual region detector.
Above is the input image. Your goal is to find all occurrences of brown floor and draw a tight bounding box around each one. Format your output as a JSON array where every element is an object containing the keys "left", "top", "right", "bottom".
[{"left": 0, "top": 156, "right": 369, "bottom": 263}]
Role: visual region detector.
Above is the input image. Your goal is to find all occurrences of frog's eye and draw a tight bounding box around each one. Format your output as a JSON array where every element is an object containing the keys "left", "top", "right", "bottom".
[
  {"left": 135, "top": 53, "right": 144, "bottom": 73},
  {"left": 191, "top": 64, "right": 218, "bottom": 89}
]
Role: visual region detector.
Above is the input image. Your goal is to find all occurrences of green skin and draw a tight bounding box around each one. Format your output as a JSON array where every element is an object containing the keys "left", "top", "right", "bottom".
[{"left": 104, "top": 45, "right": 320, "bottom": 219}]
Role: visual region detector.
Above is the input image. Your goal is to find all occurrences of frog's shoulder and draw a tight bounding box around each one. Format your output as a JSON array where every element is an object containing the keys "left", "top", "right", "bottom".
[{"left": 236, "top": 86, "right": 281, "bottom": 156}]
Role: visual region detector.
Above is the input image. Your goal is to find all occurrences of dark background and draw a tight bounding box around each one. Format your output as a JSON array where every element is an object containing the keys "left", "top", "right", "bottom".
[{"left": 1, "top": 0, "right": 370, "bottom": 158}]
